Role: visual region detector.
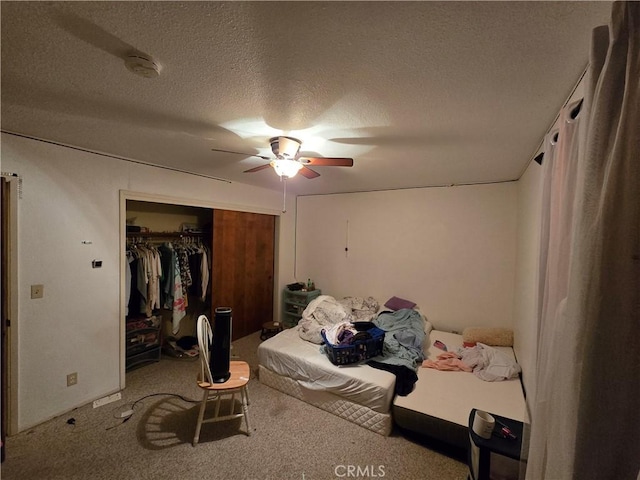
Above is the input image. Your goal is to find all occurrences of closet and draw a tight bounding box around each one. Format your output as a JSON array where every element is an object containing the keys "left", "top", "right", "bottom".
[{"left": 125, "top": 200, "right": 275, "bottom": 370}]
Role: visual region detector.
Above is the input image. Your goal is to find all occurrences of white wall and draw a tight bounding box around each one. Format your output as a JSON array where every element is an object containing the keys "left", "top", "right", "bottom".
[
  {"left": 512, "top": 161, "right": 543, "bottom": 403},
  {"left": 2, "top": 132, "right": 296, "bottom": 432},
  {"left": 295, "top": 183, "right": 518, "bottom": 332}
]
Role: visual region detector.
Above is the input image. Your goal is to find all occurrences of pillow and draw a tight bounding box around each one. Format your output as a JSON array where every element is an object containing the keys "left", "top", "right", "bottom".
[
  {"left": 462, "top": 327, "right": 513, "bottom": 347},
  {"left": 384, "top": 296, "right": 416, "bottom": 311},
  {"left": 422, "top": 319, "right": 434, "bottom": 335},
  {"left": 411, "top": 306, "right": 433, "bottom": 333}
]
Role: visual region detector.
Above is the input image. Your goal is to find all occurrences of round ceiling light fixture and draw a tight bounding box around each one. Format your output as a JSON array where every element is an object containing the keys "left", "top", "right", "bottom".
[{"left": 124, "top": 53, "right": 161, "bottom": 78}]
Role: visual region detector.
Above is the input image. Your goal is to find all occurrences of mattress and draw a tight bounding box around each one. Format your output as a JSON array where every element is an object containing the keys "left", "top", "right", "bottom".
[
  {"left": 393, "top": 330, "right": 526, "bottom": 448},
  {"left": 257, "top": 326, "right": 396, "bottom": 414},
  {"left": 259, "top": 365, "right": 393, "bottom": 436}
]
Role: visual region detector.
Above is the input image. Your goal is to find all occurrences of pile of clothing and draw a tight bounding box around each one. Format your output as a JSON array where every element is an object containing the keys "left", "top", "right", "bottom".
[
  {"left": 298, "top": 295, "right": 380, "bottom": 344},
  {"left": 322, "top": 321, "right": 372, "bottom": 345},
  {"left": 422, "top": 342, "right": 521, "bottom": 382}
]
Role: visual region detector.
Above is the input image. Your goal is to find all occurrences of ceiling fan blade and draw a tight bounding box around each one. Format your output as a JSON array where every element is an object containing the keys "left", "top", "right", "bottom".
[
  {"left": 243, "top": 163, "right": 272, "bottom": 173},
  {"left": 300, "top": 157, "right": 354, "bottom": 167},
  {"left": 212, "top": 147, "right": 270, "bottom": 160},
  {"left": 299, "top": 166, "right": 320, "bottom": 179}
]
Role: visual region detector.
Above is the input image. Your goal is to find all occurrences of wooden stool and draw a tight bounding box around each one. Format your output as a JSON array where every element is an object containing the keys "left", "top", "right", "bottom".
[{"left": 260, "top": 321, "right": 283, "bottom": 340}]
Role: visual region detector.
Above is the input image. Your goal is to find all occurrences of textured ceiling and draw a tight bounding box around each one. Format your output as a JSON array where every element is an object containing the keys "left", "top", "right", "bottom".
[{"left": 1, "top": 1, "right": 612, "bottom": 195}]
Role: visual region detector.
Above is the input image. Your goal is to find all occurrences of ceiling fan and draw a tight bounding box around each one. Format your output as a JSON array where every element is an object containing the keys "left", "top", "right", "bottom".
[{"left": 212, "top": 136, "right": 353, "bottom": 179}]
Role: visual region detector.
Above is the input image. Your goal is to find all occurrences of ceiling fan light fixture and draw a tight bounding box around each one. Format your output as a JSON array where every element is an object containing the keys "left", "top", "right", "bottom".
[
  {"left": 270, "top": 159, "right": 303, "bottom": 178},
  {"left": 270, "top": 136, "right": 301, "bottom": 159}
]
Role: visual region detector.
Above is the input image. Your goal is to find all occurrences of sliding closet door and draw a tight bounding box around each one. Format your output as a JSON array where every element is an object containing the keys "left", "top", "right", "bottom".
[{"left": 212, "top": 210, "right": 275, "bottom": 340}]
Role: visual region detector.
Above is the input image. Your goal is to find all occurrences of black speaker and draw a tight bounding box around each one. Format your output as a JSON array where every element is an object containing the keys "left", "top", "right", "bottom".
[{"left": 210, "top": 307, "right": 232, "bottom": 383}]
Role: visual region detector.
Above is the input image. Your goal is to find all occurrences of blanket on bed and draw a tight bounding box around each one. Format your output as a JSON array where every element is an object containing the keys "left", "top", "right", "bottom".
[
  {"left": 367, "top": 309, "right": 426, "bottom": 395},
  {"left": 370, "top": 308, "right": 426, "bottom": 370},
  {"left": 298, "top": 295, "right": 379, "bottom": 344},
  {"left": 298, "top": 298, "right": 425, "bottom": 395}
]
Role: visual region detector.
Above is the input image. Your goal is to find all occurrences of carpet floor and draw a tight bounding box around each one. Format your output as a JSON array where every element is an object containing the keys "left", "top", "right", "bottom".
[{"left": 1, "top": 331, "right": 468, "bottom": 480}]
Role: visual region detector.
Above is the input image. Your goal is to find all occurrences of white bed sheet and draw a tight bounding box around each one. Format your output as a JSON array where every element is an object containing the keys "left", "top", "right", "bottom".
[
  {"left": 257, "top": 326, "right": 396, "bottom": 413},
  {"left": 393, "top": 330, "right": 526, "bottom": 427}
]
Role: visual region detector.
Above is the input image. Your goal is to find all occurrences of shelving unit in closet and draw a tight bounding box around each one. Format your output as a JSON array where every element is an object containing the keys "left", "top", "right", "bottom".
[{"left": 125, "top": 315, "right": 162, "bottom": 371}]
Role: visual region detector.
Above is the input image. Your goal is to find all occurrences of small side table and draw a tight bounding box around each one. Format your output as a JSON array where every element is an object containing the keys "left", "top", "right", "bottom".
[
  {"left": 260, "top": 321, "right": 283, "bottom": 340},
  {"left": 468, "top": 408, "right": 523, "bottom": 480}
]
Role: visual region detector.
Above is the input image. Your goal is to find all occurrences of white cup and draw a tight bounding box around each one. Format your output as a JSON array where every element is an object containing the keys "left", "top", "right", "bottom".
[{"left": 472, "top": 410, "right": 495, "bottom": 439}]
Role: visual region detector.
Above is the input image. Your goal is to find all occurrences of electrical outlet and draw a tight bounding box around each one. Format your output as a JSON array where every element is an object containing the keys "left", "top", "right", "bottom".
[
  {"left": 31, "top": 284, "right": 44, "bottom": 299},
  {"left": 67, "top": 372, "right": 78, "bottom": 387}
]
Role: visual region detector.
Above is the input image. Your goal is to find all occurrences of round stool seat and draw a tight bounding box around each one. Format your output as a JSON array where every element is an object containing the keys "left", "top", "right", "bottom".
[{"left": 261, "top": 321, "right": 283, "bottom": 340}]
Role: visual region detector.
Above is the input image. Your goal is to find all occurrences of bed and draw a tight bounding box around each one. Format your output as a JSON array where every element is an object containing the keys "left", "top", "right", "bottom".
[
  {"left": 393, "top": 329, "right": 527, "bottom": 449},
  {"left": 258, "top": 294, "right": 526, "bottom": 445}
]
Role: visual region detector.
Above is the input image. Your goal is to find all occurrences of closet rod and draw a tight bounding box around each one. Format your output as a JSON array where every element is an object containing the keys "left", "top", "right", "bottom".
[{"left": 126, "top": 232, "right": 205, "bottom": 244}]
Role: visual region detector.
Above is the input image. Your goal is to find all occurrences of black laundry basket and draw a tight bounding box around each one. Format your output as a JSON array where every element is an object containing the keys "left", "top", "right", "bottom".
[{"left": 321, "top": 323, "right": 385, "bottom": 365}]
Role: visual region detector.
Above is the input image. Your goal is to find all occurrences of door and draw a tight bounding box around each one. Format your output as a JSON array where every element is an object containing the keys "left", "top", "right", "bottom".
[{"left": 212, "top": 210, "right": 275, "bottom": 340}]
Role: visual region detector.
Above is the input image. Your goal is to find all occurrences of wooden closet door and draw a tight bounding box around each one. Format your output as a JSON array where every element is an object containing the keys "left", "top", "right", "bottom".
[{"left": 212, "top": 210, "right": 275, "bottom": 340}]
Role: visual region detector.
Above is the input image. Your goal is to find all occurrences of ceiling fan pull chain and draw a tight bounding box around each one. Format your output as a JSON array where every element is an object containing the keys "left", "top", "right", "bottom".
[{"left": 282, "top": 177, "right": 287, "bottom": 213}]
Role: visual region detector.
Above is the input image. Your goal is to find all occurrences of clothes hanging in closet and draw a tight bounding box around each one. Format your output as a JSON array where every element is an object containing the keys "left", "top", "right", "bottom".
[
  {"left": 126, "top": 238, "right": 211, "bottom": 334},
  {"left": 127, "top": 243, "right": 162, "bottom": 318}
]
